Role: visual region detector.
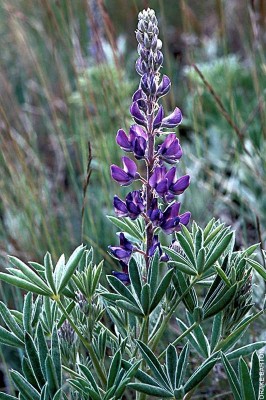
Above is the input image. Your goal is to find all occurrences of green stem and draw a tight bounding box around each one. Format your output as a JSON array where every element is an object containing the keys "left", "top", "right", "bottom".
[
  {"left": 56, "top": 299, "right": 107, "bottom": 387},
  {"left": 149, "top": 276, "right": 199, "bottom": 350},
  {"left": 158, "top": 321, "right": 198, "bottom": 361}
]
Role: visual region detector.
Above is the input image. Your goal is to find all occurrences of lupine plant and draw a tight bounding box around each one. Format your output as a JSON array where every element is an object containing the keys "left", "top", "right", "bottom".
[{"left": 0, "top": 8, "right": 265, "bottom": 400}]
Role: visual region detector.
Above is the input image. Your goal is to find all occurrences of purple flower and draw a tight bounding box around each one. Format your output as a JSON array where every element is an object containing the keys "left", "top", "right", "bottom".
[
  {"left": 149, "top": 166, "right": 190, "bottom": 198},
  {"left": 158, "top": 133, "right": 183, "bottom": 164},
  {"left": 112, "top": 261, "right": 130, "bottom": 285},
  {"left": 110, "top": 157, "right": 138, "bottom": 186},
  {"left": 114, "top": 191, "right": 145, "bottom": 220},
  {"left": 116, "top": 125, "right": 147, "bottom": 159},
  {"left": 148, "top": 235, "right": 161, "bottom": 257},
  {"left": 130, "top": 101, "right": 147, "bottom": 127},
  {"left": 156, "top": 75, "right": 171, "bottom": 98},
  {"left": 168, "top": 174, "right": 190, "bottom": 196},
  {"left": 153, "top": 105, "right": 164, "bottom": 130},
  {"left": 147, "top": 198, "right": 162, "bottom": 226},
  {"left": 160, "top": 202, "right": 191, "bottom": 234},
  {"left": 161, "top": 107, "right": 182, "bottom": 128},
  {"left": 109, "top": 233, "right": 133, "bottom": 264},
  {"left": 126, "top": 191, "right": 145, "bottom": 219}
]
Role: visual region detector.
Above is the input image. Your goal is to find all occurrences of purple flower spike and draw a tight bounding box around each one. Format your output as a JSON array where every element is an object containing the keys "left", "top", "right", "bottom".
[
  {"left": 161, "top": 107, "right": 182, "bottom": 128},
  {"left": 157, "top": 75, "right": 171, "bottom": 98},
  {"left": 109, "top": 233, "right": 133, "bottom": 264},
  {"left": 169, "top": 174, "right": 190, "bottom": 195},
  {"left": 158, "top": 133, "right": 183, "bottom": 164},
  {"left": 110, "top": 157, "right": 138, "bottom": 186},
  {"left": 130, "top": 101, "right": 147, "bottom": 127}
]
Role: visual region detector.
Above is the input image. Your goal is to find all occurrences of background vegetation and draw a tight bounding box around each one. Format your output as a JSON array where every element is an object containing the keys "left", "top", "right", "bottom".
[{"left": 0, "top": 0, "right": 265, "bottom": 397}]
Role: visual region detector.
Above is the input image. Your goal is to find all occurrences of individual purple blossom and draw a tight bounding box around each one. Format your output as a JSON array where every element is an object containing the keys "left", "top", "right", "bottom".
[
  {"left": 158, "top": 133, "right": 183, "bottom": 164},
  {"left": 160, "top": 202, "right": 191, "bottom": 234},
  {"left": 112, "top": 261, "right": 130, "bottom": 285},
  {"left": 108, "top": 233, "right": 133, "bottom": 264},
  {"left": 130, "top": 102, "right": 147, "bottom": 127},
  {"left": 147, "top": 198, "right": 162, "bottom": 226},
  {"left": 116, "top": 125, "right": 147, "bottom": 159},
  {"left": 149, "top": 166, "right": 190, "bottom": 199},
  {"left": 156, "top": 75, "right": 171, "bottom": 98},
  {"left": 110, "top": 156, "right": 138, "bottom": 186},
  {"left": 161, "top": 107, "right": 182, "bottom": 129},
  {"left": 148, "top": 235, "right": 160, "bottom": 256},
  {"left": 114, "top": 190, "right": 145, "bottom": 220}
]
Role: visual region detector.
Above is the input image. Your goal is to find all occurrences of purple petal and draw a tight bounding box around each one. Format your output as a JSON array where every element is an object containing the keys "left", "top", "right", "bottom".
[
  {"left": 110, "top": 165, "right": 132, "bottom": 186},
  {"left": 113, "top": 196, "right": 128, "bottom": 217},
  {"left": 153, "top": 105, "right": 164, "bottom": 129},
  {"left": 165, "top": 167, "right": 176, "bottom": 186},
  {"left": 133, "top": 136, "right": 147, "bottom": 159},
  {"left": 130, "top": 101, "right": 147, "bottom": 126},
  {"left": 116, "top": 129, "right": 131, "bottom": 151},
  {"left": 179, "top": 212, "right": 191, "bottom": 226},
  {"left": 170, "top": 175, "right": 190, "bottom": 195},
  {"left": 155, "top": 179, "right": 169, "bottom": 196},
  {"left": 157, "top": 75, "right": 171, "bottom": 98},
  {"left": 132, "top": 89, "right": 144, "bottom": 102},
  {"left": 122, "top": 157, "right": 137, "bottom": 178},
  {"left": 112, "top": 271, "right": 130, "bottom": 285},
  {"left": 161, "top": 107, "right": 182, "bottom": 128}
]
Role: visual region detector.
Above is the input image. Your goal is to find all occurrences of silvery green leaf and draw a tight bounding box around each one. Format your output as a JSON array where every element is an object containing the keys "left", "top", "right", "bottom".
[
  {"left": 221, "top": 353, "right": 241, "bottom": 400},
  {"left": 239, "top": 357, "right": 256, "bottom": 400},
  {"left": 51, "top": 328, "right": 62, "bottom": 388},
  {"left": 107, "top": 350, "right": 121, "bottom": 389},
  {"left": 0, "top": 301, "right": 24, "bottom": 341},
  {"left": 210, "top": 313, "right": 222, "bottom": 352},
  {"left": 58, "top": 245, "right": 86, "bottom": 293},
  {"left": 129, "top": 259, "right": 142, "bottom": 301},
  {"left": 150, "top": 269, "right": 173, "bottom": 312},
  {"left": 23, "top": 293, "right": 33, "bottom": 334},
  {"left": 8, "top": 256, "right": 51, "bottom": 294},
  {"left": 184, "top": 354, "right": 218, "bottom": 393},
  {"left": 107, "top": 216, "right": 143, "bottom": 241},
  {"left": 176, "top": 233, "right": 196, "bottom": 267},
  {"left": 166, "top": 344, "right": 177, "bottom": 389},
  {"left": 10, "top": 371, "right": 40, "bottom": 400},
  {"left": 176, "top": 343, "right": 189, "bottom": 388},
  {"left": 0, "top": 273, "right": 49, "bottom": 296},
  {"left": 45, "top": 354, "right": 59, "bottom": 397},
  {"left": 251, "top": 352, "right": 260, "bottom": 399},
  {"left": 136, "top": 341, "right": 171, "bottom": 390},
  {"left": 226, "top": 342, "right": 266, "bottom": 361},
  {"left": 0, "top": 394, "right": 17, "bottom": 400},
  {"left": 0, "top": 325, "right": 24, "bottom": 348},
  {"left": 44, "top": 253, "right": 56, "bottom": 294},
  {"left": 141, "top": 283, "right": 151, "bottom": 315},
  {"left": 128, "top": 383, "right": 173, "bottom": 398},
  {"left": 204, "top": 232, "right": 234, "bottom": 271},
  {"left": 25, "top": 332, "right": 45, "bottom": 388}
]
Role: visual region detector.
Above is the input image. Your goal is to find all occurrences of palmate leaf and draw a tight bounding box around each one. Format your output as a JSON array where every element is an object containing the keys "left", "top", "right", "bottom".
[
  {"left": 204, "top": 232, "right": 234, "bottom": 271},
  {"left": 107, "top": 350, "right": 121, "bottom": 389},
  {"left": 150, "top": 269, "right": 173, "bottom": 312},
  {"left": 25, "top": 333, "right": 46, "bottom": 388},
  {"left": 166, "top": 344, "right": 177, "bottom": 389},
  {"left": 176, "top": 343, "right": 189, "bottom": 388},
  {"left": 58, "top": 245, "right": 86, "bottom": 293}
]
